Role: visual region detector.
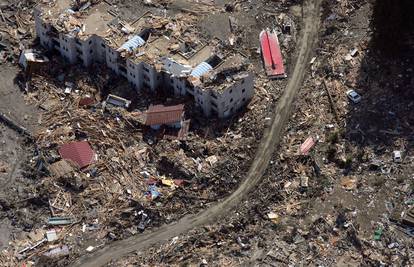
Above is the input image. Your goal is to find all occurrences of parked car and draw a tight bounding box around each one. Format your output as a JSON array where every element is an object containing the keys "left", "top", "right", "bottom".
[
  {"left": 393, "top": 151, "right": 402, "bottom": 163},
  {"left": 346, "top": 90, "right": 361, "bottom": 103}
]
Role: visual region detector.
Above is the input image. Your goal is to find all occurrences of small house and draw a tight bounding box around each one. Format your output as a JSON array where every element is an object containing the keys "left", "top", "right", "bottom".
[{"left": 144, "top": 104, "right": 185, "bottom": 130}]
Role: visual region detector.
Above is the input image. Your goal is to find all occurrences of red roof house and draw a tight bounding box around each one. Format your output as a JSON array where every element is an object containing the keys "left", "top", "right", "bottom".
[
  {"left": 58, "top": 141, "right": 95, "bottom": 169},
  {"left": 145, "top": 104, "right": 185, "bottom": 129}
]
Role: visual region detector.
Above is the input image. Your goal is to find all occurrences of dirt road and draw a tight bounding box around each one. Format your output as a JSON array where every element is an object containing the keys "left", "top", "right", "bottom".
[
  {"left": 72, "top": 1, "right": 321, "bottom": 266},
  {"left": 0, "top": 66, "right": 39, "bottom": 132}
]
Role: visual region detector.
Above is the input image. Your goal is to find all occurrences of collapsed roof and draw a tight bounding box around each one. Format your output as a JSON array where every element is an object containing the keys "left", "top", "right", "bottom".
[
  {"left": 35, "top": 0, "right": 252, "bottom": 89},
  {"left": 58, "top": 141, "right": 95, "bottom": 168}
]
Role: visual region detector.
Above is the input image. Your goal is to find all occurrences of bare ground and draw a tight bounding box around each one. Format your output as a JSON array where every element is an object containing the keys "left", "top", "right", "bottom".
[{"left": 0, "top": 65, "right": 41, "bottom": 252}]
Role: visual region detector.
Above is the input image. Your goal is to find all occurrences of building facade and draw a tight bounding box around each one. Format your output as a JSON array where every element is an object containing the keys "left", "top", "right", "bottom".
[{"left": 33, "top": 3, "right": 255, "bottom": 119}]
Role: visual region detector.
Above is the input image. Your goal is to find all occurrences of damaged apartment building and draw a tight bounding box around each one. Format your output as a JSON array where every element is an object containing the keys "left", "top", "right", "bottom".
[{"left": 33, "top": 0, "right": 255, "bottom": 118}]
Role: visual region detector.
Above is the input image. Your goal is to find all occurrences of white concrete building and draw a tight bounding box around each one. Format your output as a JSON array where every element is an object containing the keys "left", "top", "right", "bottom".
[{"left": 34, "top": 0, "right": 255, "bottom": 119}]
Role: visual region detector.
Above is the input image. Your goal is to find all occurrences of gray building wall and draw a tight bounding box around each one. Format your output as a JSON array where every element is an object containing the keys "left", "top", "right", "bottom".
[
  {"left": 194, "top": 87, "right": 212, "bottom": 117},
  {"left": 77, "top": 36, "right": 96, "bottom": 67},
  {"left": 126, "top": 60, "right": 162, "bottom": 92},
  {"left": 204, "top": 73, "right": 254, "bottom": 118},
  {"left": 106, "top": 46, "right": 119, "bottom": 74},
  {"left": 171, "top": 76, "right": 188, "bottom": 96},
  {"left": 59, "top": 34, "right": 77, "bottom": 63},
  {"left": 34, "top": 13, "right": 255, "bottom": 119},
  {"left": 126, "top": 59, "right": 141, "bottom": 89},
  {"left": 95, "top": 36, "right": 107, "bottom": 63},
  {"left": 141, "top": 62, "right": 160, "bottom": 91},
  {"left": 34, "top": 9, "right": 52, "bottom": 49}
]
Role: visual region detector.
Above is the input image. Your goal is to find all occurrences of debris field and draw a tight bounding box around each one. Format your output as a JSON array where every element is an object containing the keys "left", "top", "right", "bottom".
[
  {"left": 0, "top": 0, "right": 413, "bottom": 266},
  {"left": 0, "top": 0, "right": 296, "bottom": 265}
]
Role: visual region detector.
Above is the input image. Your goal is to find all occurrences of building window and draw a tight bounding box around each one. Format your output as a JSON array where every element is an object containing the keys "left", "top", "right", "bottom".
[
  {"left": 242, "top": 89, "right": 246, "bottom": 93},
  {"left": 230, "top": 89, "right": 233, "bottom": 94},
  {"left": 230, "top": 98, "right": 233, "bottom": 103},
  {"left": 89, "top": 40, "right": 92, "bottom": 45},
  {"left": 143, "top": 65, "right": 150, "bottom": 73},
  {"left": 241, "top": 79, "right": 245, "bottom": 84},
  {"left": 133, "top": 75, "right": 136, "bottom": 78},
  {"left": 90, "top": 49, "right": 93, "bottom": 54},
  {"left": 143, "top": 74, "right": 150, "bottom": 82},
  {"left": 243, "top": 98, "right": 246, "bottom": 102},
  {"left": 101, "top": 43, "right": 105, "bottom": 48}
]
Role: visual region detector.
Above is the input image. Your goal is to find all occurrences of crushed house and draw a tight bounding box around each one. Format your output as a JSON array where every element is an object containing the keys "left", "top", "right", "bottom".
[{"left": 33, "top": 0, "right": 255, "bottom": 118}]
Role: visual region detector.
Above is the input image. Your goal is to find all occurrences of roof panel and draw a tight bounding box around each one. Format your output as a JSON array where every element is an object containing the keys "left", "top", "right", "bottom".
[
  {"left": 191, "top": 62, "right": 213, "bottom": 78},
  {"left": 145, "top": 104, "right": 185, "bottom": 126},
  {"left": 260, "top": 30, "right": 286, "bottom": 78},
  {"left": 118, "top": 35, "right": 146, "bottom": 52},
  {"left": 58, "top": 141, "right": 95, "bottom": 168}
]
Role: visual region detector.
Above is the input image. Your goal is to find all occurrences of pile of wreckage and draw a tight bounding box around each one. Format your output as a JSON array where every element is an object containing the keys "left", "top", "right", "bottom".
[
  {"left": 0, "top": 49, "right": 279, "bottom": 265},
  {"left": 0, "top": 0, "right": 297, "bottom": 265},
  {"left": 103, "top": 0, "right": 414, "bottom": 265}
]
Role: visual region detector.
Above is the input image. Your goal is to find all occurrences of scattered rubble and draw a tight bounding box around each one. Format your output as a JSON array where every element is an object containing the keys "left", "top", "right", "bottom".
[
  {"left": 112, "top": 0, "right": 414, "bottom": 266},
  {"left": 0, "top": 0, "right": 295, "bottom": 265},
  {"left": 0, "top": 0, "right": 413, "bottom": 266}
]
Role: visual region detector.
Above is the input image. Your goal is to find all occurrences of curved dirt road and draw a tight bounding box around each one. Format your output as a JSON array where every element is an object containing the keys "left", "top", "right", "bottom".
[{"left": 72, "top": 1, "right": 321, "bottom": 266}]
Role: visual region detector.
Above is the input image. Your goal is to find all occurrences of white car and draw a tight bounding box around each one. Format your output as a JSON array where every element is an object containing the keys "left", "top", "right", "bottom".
[{"left": 346, "top": 90, "right": 361, "bottom": 103}]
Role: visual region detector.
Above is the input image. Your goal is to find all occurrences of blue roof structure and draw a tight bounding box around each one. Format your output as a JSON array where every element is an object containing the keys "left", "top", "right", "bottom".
[
  {"left": 119, "top": 35, "right": 146, "bottom": 52},
  {"left": 190, "top": 62, "right": 213, "bottom": 78}
]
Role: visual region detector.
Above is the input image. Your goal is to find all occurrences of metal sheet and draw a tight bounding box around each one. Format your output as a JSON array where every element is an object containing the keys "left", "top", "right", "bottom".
[
  {"left": 118, "top": 35, "right": 145, "bottom": 52},
  {"left": 191, "top": 62, "right": 213, "bottom": 78},
  {"left": 58, "top": 141, "right": 95, "bottom": 168},
  {"left": 260, "top": 30, "right": 286, "bottom": 78}
]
